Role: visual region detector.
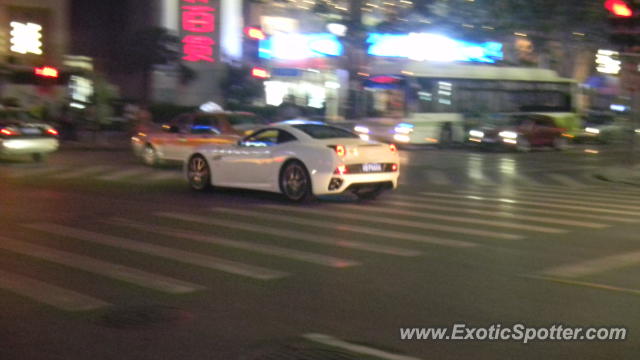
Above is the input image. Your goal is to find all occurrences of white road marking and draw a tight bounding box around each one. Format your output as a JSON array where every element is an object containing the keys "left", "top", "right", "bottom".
[
  {"left": 457, "top": 190, "right": 640, "bottom": 212},
  {"left": 381, "top": 200, "right": 608, "bottom": 229},
  {"left": 304, "top": 333, "right": 422, "bottom": 360},
  {"left": 468, "top": 171, "right": 498, "bottom": 186},
  {"left": 546, "top": 174, "right": 588, "bottom": 188},
  {"left": 97, "top": 168, "right": 154, "bottom": 181},
  {"left": 0, "top": 269, "right": 109, "bottom": 312},
  {"left": 542, "top": 251, "right": 640, "bottom": 278},
  {"left": 513, "top": 175, "right": 544, "bottom": 187},
  {"left": 50, "top": 165, "right": 112, "bottom": 179},
  {"left": 108, "top": 218, "right": 361, "bottom": 268},
  {"left": 23, "top": 223, "right": 287, "bottom": 281},
  {"left": 213, "top": 208, "right": 472, "bottom": 249},
  {"left": 335, "top": 204, "right": 566, "bottom": 234},
  {"left": 388, "top": 194, "right": 636, "bottom": 223},
  {"left": 420, "top": 192, "right": 640, "bottom": 217},
  {"left": 260, "top": 205, "right": 522, "bottom": 240},
  {"left": 146, "top": 171, "right": 182, "bottom": 181},
  {"left": 0, "top": 236, "right": 203, "bottom": 294},
  {"left": 157, "top": 212, "right": 423, "bottom": 256},
  {"left": 528, "top": 275, "right": 640, "bottom": 296},
  {"left": 7, "top": 166, "right": 68, "bottom": 178},
  {"left": 423, "top": 170, "right": 451, "bottom": 186},
  {"left": 506, "top": 188, "right": 640, "bottom": 206}
]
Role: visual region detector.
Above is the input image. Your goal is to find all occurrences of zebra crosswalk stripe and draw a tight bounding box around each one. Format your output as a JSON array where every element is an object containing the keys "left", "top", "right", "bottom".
[
  {"left": 546, "top": 174, "right": 589, "bottom": 188},
  {"left": 457, "top": 190, "right": 640, "bottom": 212},
  {"left": 381, "top": 200, "right": 608, "bottom": 229},
  {"left": 156, "top": 212, "right": 423, "bottom": 256},
  {"left": 96, "top": 168, "right": 154, "bottom": 181},
  {"left": 260, "top": 205, "right": 522, "bottom": 240},
  {"left": 50, "top": 165, "right": 112, "bottom": 179},
  {"left": 108, "top": 218, "right": 361, "bottom": 268},
  {"left": 23, "top": 223, "right": 288, "bottom": 281},
  {"left": 212, "top": 208, "right": 472, "bottom": 249},
  {"left": 388, "top": 194, "right": 636, "bottom": 223},
  {"left": 334, "top": 203, "right": 566, "bottom": 234},
  {"left": 0, "top": 236, "right": 204, "bottom": 294},
  {"left": 420, "top": 192, "right": 640, "bottom": 217},
  {"left": 0, "top": 269, "right": 109, "bottom": 312}
]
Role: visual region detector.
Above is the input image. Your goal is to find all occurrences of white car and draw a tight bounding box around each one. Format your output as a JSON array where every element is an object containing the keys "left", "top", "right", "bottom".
[{"left": 184, "top": 120, "right": 400, "bottom": 201}]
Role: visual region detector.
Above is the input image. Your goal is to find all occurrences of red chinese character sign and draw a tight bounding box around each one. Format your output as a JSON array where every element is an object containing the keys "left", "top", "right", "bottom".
[{"left": 181, "top": 0, "right": 219, "bottom": 63}]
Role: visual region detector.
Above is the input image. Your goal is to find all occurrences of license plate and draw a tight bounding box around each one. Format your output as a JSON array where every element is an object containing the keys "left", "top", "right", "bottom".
[
  {"left": 21, "top": 127, "right": 41, "bottom": 135},
  {"left": 362, "top": 163, "right": 382, "bottom": 172}
]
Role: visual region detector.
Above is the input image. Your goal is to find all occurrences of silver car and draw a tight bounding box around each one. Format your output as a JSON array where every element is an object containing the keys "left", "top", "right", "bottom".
[{"left": 0, "top": 110, "right": 59, "bottom": 162}]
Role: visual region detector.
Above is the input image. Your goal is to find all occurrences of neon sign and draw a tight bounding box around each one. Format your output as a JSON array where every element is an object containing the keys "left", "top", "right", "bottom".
[
  {"left": 10, "top": 21, "right": 43, "bottom": 55},
  {"left": 367, "top": 33, "right": 503, "bottom": 63},
  {"left": 259, "top": 33, "right": 343, "bottom": 60},
  {"left": 181, "top": 0, "right": 217, "bottom": 62}
]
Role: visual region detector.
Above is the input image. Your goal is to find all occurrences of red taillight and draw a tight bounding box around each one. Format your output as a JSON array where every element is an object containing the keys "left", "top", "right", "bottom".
[
  {"left": 334, "top": 165, "right": 348, "bottom": 175},
  {"left": 46, "top": 128, "right": 59, "bottom": 136},
  {"left": 1, "top": 128, "right": 17, "bottom": 136},
  {"left": 389, "top": 144, "right": 397, "bottom": 152},
  {"left": 391, "top": 164, "right": 398, "bottom": 172}
]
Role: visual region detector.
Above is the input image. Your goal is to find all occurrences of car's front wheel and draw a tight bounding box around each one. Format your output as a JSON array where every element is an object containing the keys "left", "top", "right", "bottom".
[
  {"left": 553, "top": 136, "right": 569, "bottom": 150},
  {"left": 187, "top": 154, "right": 211, "bottom": 191},
  {"left": 279, "top": 160, "right": 314, "bottom": 202}
]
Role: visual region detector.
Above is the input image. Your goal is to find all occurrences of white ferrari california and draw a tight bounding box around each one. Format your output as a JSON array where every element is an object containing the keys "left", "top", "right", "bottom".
[{"left": 184, "top": 120, "right": 400, "bottom": 201}]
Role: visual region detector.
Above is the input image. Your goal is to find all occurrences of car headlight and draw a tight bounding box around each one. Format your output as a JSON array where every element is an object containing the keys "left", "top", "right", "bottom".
[
  {"left": 498, "top": 131, "right": 518, "bottom": 139},
  {"left": 354, "top": 125, "right": 370, "bottom": 134},
  {"left": 585, "top": 127, "right": 600, "bottom": 135},
  {"left": 469, "top": 130, "right": 484, "bottom": 138}
]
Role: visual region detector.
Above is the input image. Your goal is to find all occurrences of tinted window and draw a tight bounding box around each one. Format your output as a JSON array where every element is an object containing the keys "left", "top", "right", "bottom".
[
  {"left": 277, "top": 130, "right": 297, "bottom": 143},
  {"left": 293, "top": 124, "right": 359, "bottom": 139}
]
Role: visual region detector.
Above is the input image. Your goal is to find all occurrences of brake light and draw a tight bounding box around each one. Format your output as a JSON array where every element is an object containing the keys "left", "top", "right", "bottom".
[
  {"left": 389, "top": 144, "right": 397, "bottom": 152},
  {"left": 334, "top": 165, "right": 348, "bottom": 175},
  {"left": 46, "top": 128, "right": 59, "bottom": 136},
  {"left": 1, "top": 128, "right": 17, "bottom": 136},
  {"left": 391, "top": 164, "right": 398, "bottom": 172},
  {"left": 328, "top": 145, "right": 346, "bottom": 157}
]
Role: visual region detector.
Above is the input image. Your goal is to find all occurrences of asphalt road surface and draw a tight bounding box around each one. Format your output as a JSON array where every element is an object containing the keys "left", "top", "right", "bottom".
[{"left": 1, "top": 144, "right": 639, "bottom": 360}]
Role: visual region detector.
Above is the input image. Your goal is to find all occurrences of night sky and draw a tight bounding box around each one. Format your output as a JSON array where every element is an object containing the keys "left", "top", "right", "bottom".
[{"left": 70, "top": 0, "right": 129, "bottom": 60}]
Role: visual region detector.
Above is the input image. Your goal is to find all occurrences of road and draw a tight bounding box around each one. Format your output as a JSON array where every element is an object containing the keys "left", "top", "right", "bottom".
[{"left": 1, "top": 144, "right": 639, "bottom": 360}]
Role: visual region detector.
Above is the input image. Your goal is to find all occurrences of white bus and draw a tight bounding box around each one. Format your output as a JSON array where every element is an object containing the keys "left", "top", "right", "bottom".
[{"left": 353, "top": 62, "right": 581, "bottom": 145}]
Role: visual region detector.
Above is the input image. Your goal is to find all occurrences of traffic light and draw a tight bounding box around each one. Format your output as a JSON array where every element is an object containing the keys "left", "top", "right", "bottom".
[{"left": 605, "top": 0, "right": 640, "bottom": 48}]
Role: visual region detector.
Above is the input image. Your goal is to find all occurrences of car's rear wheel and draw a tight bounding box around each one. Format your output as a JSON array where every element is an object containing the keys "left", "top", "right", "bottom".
[
  {"left": 279, "top": 160, "right": 314, "bottom": 202},
  {"left": 142, "top": 144, "right": 159, "bottom": 166},
  {"left": 187, "top": 154, "right": 211, "bottom": 191}
]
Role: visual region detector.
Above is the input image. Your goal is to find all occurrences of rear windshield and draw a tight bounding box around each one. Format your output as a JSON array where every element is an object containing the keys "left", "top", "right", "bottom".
[
  {"left": 293, "top": 124, "right": 359, "bottom": 139},
  {"left": 0, "top": 111, "right": 38, "bottom": 123}
]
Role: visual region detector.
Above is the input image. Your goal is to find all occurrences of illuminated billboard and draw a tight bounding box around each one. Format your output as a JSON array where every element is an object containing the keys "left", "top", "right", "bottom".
[
  {"left": 367, "top": 33, "right": 503, "bottom": 63},
  {"left": 259, "top": 33, "right": 343, "bottom": 60}
]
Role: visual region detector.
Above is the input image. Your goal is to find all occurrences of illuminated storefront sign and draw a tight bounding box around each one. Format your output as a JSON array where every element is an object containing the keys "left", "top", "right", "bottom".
[
  {"left": 595, "top": 49, "right": 621, "bottom": 75},
  {"left": 181, "top": 0, "right": 218, "bottom": 63},
  {"left": 259, "top": 33, "right": 343, "bottom": 60},
  {"left": 367, "top": 33, "right": 503, "bottom": 63},
  {"left": 10, "top": 21, "right": 43, "bottom": 55}
]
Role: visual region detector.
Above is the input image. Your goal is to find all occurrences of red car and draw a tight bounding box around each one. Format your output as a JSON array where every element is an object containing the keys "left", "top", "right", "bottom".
[{"left": 468, "top": 114, "right": 569, "bottom": 152}]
